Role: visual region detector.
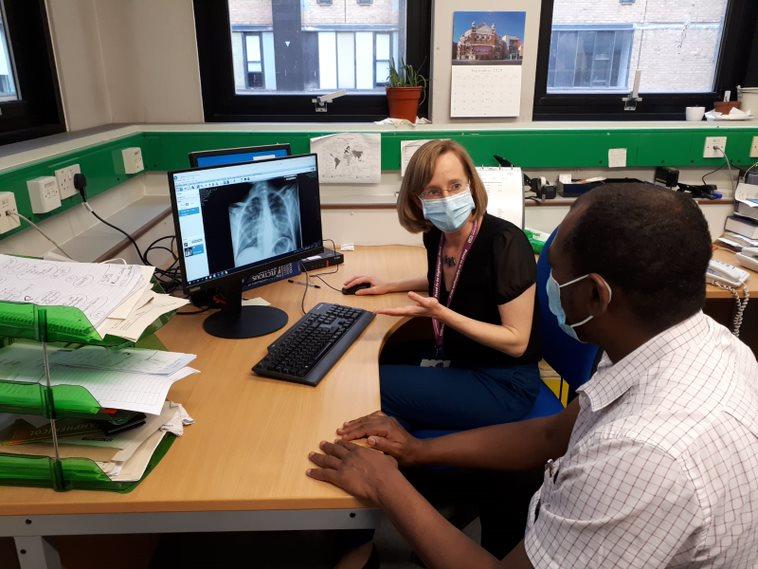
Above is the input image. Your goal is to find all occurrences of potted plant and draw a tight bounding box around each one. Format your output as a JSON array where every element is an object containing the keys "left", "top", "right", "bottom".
[{"left": 386, "top": 59, "right": 427, "bottom": 123}]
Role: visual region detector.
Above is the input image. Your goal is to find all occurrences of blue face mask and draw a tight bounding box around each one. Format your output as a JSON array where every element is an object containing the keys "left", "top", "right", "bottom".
[
  {"left": 421, "top": 191, "right": 475, "bottom": 233},
  {"left": 546, "top": 270, "right": 612, "bottom": 342}
]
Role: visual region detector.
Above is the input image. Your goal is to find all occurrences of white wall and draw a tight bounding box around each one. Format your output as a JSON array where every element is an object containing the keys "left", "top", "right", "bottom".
[
  {"left": 47, "top": 0, "right": 204, "bottom": 130},
  {"left": 47, "top": 0, "right": 112, "bottom": 130}
]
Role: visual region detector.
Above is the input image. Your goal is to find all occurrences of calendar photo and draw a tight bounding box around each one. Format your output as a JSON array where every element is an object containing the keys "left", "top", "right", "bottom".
[{"left": 452, "top": 11, "right": 526, "bottom": 65}]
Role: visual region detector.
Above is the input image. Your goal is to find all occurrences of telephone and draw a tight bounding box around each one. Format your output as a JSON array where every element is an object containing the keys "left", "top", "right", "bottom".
[
  {"left": 735, "top": 246, "right": 758, "bottom": 273},
  {"left": 706, "top": 259, "right": 750, "bottom": 288}
]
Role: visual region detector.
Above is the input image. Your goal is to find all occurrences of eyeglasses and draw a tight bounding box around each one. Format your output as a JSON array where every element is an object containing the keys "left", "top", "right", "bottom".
[{"left": 419, "top": 181, "right": 470, "bottom": 201}]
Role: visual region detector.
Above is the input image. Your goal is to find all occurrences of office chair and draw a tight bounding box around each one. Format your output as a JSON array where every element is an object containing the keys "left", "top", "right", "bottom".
[{"left": 522, "top": 227, "right": 600, "bottom": 419}]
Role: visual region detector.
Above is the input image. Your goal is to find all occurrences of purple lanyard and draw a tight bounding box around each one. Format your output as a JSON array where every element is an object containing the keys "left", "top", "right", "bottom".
[{"left": 431, "top": 219, "right": 480, "bottom": 354}]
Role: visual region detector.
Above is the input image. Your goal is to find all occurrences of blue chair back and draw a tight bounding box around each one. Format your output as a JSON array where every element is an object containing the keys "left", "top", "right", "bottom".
[{"left": 536, "top": 228, "right": 600, "bottom": 397}]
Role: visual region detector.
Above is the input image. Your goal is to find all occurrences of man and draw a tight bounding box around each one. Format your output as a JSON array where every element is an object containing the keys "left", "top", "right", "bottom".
[{"left": 307, "top": 183, "right": 758, "bottom": 568}]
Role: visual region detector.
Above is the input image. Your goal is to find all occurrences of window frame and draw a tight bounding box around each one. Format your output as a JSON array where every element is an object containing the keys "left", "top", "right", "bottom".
[
  {"left": 194, "top": 0, "right": 431, "bottom": 122},
  {"left": 0, "top": 0, "right": 65, "bottom": 145},
  {"left": 242, "top": 32, "right": 265, "bottom": 90},
  {"left": 533, "top": 0, "right": 757, "bottom": 121}
]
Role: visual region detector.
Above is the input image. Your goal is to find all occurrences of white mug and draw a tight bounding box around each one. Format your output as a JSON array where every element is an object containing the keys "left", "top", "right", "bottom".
[{"left": 685, "top": 106, "right": 706, "bottom": 121}]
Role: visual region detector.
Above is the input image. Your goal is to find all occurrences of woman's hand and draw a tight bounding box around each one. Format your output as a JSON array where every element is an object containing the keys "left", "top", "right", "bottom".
[
  {"left": 307, "top": 439, "right": 401, "bottom": 505},
  {"left": 342, "top": 275, "right": 393, "bottom": 296},
  {"left": 337, "top": 411, "right": 424, "bottom": 467},
  {"left": 376, "top": 291, "right": 445, "bottom": 319}
]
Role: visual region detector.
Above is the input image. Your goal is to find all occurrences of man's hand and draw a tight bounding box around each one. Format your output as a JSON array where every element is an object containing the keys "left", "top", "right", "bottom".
[
  {"left": 337, "top": 411, "right": 424, "bottom": 467},
  {"left": 376, "top": 291, "right": 444, "bottom": 319},
  {"left": 307, "top": 440, "right": 400, "bottom": 505}
]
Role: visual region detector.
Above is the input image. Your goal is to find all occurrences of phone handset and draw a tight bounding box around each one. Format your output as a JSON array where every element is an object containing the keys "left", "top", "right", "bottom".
[{"left": 706, "top": 259, "right": 750, "bottom": 288}]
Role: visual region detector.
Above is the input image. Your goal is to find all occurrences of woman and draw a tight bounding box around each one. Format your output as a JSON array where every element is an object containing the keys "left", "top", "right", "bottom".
[{"left": 343, "top": 140, "right": 540, "bottom": 433}]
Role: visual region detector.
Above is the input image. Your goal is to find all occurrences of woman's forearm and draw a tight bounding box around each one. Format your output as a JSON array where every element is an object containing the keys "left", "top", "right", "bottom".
[
  {"left": 388, "top": 276, "right": 428, "bottom": 293},
  {"left": 437, "top": 306, "right": 527, "bottom": 356}
]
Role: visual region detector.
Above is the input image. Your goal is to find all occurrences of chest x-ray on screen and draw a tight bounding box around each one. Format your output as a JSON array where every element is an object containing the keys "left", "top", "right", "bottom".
[{"left": 229, "top": 180, "right": 303, "bottom": 268}]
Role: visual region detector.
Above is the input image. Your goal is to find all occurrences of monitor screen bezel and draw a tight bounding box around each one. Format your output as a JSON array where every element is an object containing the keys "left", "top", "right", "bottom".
[
  {"left": 168, "top": 153, "right": 324, "bottom": 293},
  {"left": 188, "top": 143, "right": 292, "bottom": 168}
]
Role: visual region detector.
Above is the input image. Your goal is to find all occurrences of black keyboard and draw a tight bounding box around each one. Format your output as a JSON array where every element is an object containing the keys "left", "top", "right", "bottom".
[{"left": 252, "top": 303, "right": 375, "bottom": 386}]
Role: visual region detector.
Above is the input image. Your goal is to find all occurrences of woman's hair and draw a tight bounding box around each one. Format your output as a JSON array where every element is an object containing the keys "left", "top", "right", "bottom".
[{"left": 396, "top": 140, "right": 488, "bottom": 233}]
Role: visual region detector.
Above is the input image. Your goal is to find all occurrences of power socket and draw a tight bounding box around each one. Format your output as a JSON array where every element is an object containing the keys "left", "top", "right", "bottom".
[
  {"left": 703, "top": 136, "right": 727, "bottom": 158},
  {"left": 27, "top": 176, "right": 62, "bottom": 214},
  {"left": 121, "top": 147, "right": 144, "bottom": 174},
  {"left": 750, "top": 136, "right": 758, "bottom": 159},
  {"left": 0, "top": 191, "right": 20, "bottom": 234},
  {"left": 54, "top": 164, "right": 81, "bottom": 199}
]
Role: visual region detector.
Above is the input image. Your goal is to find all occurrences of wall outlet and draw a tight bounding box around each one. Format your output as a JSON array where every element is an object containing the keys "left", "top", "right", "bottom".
[
  {"left": 703, "top": 136, "right": 727, "bottom": 158},
  {"left": 54, "top": 164, "right": 81, "bottom": 199},
  {"left": 750, "top": 136, "right": 758, "bottom": 159},
  {"left": 121, "top": 147, "right": 144, "bottom": 174},
  {"left": 27, "top": 176, "right": 62, "bottom": 214},
  {"left": 0, "top": 191, "right": 20, "bottom": 234}
]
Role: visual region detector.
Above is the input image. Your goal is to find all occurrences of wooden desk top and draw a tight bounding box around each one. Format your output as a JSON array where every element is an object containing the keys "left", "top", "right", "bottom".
[
  {"left": 0, "top": 245, "right": 427, "bottom": 516},
  {"left": 1, "top": 244, "right": 752, "bottom": 517}
]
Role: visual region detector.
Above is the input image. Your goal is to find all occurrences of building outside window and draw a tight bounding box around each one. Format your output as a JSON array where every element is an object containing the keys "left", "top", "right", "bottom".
[
  {"left": 229, "top": 0, "right": 404, "bottom": 95},
  {"left": 546, "top": 0, "right": 729, "bottom": 94}
]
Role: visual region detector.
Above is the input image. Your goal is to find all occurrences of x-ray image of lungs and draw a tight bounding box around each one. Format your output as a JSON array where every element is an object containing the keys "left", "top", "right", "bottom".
[{"left": 229, "top": 181, "right": 302, "bottom": 267}]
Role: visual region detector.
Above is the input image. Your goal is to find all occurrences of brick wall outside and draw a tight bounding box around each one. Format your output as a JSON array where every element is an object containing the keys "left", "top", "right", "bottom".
[
  {"left": 551, "top": 0, "right": 727, "bottom": 92},
  {"left": 229, "top": 0, "right": 272, "bottom": 26},
  {"left": 301, "top": 0, "right": 398, "bottom": 27}
]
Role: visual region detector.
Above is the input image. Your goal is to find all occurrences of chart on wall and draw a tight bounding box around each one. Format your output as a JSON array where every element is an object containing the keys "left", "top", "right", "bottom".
[
  {"left": 310, "top": 133, "right": 381, "bottom": 184},
  {"left": 450, "top": 11, "right": 526, "bottom": 118}
]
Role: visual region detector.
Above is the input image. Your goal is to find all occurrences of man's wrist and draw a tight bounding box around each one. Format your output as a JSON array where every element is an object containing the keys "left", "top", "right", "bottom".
[
  {"left": 374, "top": 467, "right": 413, "bottom": 509},
  {"left": 406, "top": 437, "right": 431, "bottom": 466}
]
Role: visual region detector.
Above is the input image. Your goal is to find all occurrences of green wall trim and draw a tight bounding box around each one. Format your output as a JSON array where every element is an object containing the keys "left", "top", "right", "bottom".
[
  {"left": 0, "top": 133, "right": 145, "bottom": 240},
  {"left": 1, "top": 126, "right": 756, "bottom": 243}
]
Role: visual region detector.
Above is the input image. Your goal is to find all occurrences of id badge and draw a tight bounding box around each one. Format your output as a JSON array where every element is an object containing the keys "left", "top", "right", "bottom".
[{"left": 420, "top": 358, "right": 451, "bottom": 368}]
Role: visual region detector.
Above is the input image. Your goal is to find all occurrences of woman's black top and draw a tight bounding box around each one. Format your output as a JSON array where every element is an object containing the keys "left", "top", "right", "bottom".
[{"left": 423, "top": 213, "right": 541, "bottom": 368}]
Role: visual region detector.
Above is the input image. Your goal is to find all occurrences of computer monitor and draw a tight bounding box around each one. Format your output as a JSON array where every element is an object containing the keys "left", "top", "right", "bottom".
[
  {"left": 188, "top": 144, "right": 291, "bottom": 169},
  {"left": 168, "top": 154, "right": 323, "bottom": 339}
]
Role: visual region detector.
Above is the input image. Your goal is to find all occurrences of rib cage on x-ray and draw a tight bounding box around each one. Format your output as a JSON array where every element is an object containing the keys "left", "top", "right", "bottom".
[{"left": 229, "top": 180, "right": 302, "bottom": 267}]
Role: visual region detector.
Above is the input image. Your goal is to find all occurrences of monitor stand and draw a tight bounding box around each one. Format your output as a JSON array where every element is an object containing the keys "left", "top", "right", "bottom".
[{"left": 202, "top": 278, "right": 288, "bottom": 339}]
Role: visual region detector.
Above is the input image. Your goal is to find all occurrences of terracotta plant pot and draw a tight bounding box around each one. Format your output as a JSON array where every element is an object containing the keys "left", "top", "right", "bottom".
[
  {"left": 713, "top": 100, "right": 741, "bottom": 114},
  {"left": 386, "top": 86, "right": 423, "bottom": 122}
]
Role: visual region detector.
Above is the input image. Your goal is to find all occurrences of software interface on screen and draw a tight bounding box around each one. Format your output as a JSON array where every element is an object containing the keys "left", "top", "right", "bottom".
[
  {"left": 172, "top": 155, "right": 322, "bottom": 287},
  {"left": 192, "top": 146, "right": 290, "bottom": 168}
]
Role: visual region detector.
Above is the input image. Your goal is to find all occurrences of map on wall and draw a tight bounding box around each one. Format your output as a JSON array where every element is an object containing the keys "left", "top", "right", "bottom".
[
  {"left": 450, "top": 11, "right": 526, "bottom": 118},
  {"left": 310, "top": 133, "right": 381, "bottom": 184}
]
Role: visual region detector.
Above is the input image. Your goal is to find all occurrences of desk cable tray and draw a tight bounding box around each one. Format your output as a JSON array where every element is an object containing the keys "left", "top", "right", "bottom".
[{"left": 0, "top": 296, "right": 178, "bottom": 492}]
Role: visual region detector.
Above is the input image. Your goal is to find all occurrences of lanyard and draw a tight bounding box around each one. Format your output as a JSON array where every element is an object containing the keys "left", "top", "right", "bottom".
[{"left": 431, "top": 219, "right": 480, "bottom": 354}]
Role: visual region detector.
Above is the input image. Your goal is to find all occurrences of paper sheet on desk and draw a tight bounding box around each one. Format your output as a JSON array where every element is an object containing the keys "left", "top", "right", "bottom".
[
  {"left": 97, "top": 291, "right": 189, "bottom": 341},
  {"left": 477, "top": 167, "right": 524, "bottom": 228},
  {"left": 0, "top": 343, "right": 198, "bottom": 415},
  {"left": 310, "top": 133, "right": 381, "bottom": 184},
  {"left": 50, "top": 346, "right": 196, "bottom": 376},
  {"left": 108, "top": 265, "right": 156, "bottom": 320},
  {"left": 0, "top": 255, "right": 145, "bottom": 327}
]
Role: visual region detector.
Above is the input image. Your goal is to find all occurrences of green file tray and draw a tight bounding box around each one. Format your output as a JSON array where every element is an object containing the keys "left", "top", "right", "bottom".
[
  {"left": 0, "top": 434, "right": 175, "bottom": 492},
  {"left": 0, "top": 293, "right": 175, "bottom": 348}
]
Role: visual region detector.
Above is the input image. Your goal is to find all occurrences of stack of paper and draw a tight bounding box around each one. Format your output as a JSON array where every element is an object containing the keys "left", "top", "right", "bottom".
[
  {"left": 0, "top": 402, "right": 193, "bottom": 482},
  {"left": 0, "top": 343, "right": 198, "bottom": 416},
  {"left": 0, "top": 255, "right": 188, "bottom": 341}
]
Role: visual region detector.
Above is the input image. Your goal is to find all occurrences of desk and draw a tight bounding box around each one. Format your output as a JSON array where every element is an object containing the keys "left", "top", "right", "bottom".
[
  {"left": 0, "top": 245, "right": 426, "bottom": 569},
  {"left": 1, "top": 244, "right": 756, "bottom": 568}
]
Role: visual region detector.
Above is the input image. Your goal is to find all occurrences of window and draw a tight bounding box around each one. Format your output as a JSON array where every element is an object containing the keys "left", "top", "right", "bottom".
[
  {"left": 0, "top": 12, "right": 18, "bottom": 101},
  {"left": 547, "top": 27, "right": 633, "bottom": 92},
  {"left": 0, "top": 1, "right": 64, "bottom": 145},
  {"left": 194, "top": 0, "right": 432, "bottom": 121},
  {"left": 534, "top": 0, "right": 757, "bottom": 120}
]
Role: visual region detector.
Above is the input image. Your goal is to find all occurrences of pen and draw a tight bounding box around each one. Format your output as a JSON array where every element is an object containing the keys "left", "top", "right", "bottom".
[{"left": 288, "top": 279, "right": 320, "bottom": 289}]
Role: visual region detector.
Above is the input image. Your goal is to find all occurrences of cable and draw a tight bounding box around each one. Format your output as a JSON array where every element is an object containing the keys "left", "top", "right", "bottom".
[
  {"left": 83, "top": 202, "right": 147, "bottom": 264},
  {"left": 713, "top": 147, "right": 736, "bottom": 196},
  {"left": 6, "top": 211, "right": 74, "bottom": 260},
  {"left": 300, "top": 263, "right": 309, "bottom": 315},
  {"left": 709, "top": 280, "right": 750, "bottom": 337}
]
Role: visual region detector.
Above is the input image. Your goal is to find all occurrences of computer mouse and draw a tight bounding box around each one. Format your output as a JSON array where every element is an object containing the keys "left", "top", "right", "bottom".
[{"left": 341, "top": 282, "right": 372, "bottom": 295}]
